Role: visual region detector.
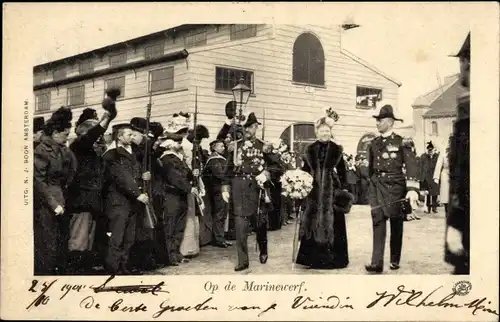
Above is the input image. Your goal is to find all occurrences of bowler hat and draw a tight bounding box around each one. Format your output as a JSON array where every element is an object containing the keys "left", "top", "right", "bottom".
[
  {"left": 244, "top": 112, "right": 261, "bottom": 128},
  {"left": 34, "top": 116, "right": 45, "bottom": 133},
  {"left": 449, "top": 32, "right": 470, "bottom": 59},
  {"left": 130, "top": 117, "right": 148, "bottom": 133},
  {"left": 372, "top": 105, "right": 403, "bottom": 122}
]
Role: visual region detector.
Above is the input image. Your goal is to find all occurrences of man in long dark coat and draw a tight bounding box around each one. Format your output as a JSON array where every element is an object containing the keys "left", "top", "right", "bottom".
[
  {"left": 222, "top": 113, "right": 283, "bottom": 271},
  {"left": 33, "top": 116, "right": 45, "bottom": 149},
  {"left": 420, "top": 141, "right": 440, "bottom": 213},
  {"left": 102, "top": 123, "right": 150, "bottom": 275},
  {"left": 66, "top": 105, "right": 115, "bottom": 273},
  {"left": 445, "top": 32, "right": 470, "bottom": 275},
  {"left": 365, "top": 105, "right": 420, "bottom": 273}
]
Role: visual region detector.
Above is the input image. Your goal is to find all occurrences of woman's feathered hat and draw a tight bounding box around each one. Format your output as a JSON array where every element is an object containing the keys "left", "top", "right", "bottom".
[
  {"left": 315, "top": 107, "right": 339, "bottom": 129},
  {"left": 426, "top": 141, "right": 434, "bottom": 150},
  {"left": 44, "top": 106, "right": 73, "bottom": 133},
  {"left": 158, "top": 112, "right": 192, "bottom": 141}
]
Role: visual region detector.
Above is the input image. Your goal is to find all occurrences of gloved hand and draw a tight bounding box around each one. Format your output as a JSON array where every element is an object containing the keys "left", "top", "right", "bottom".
[
  {"left": 405, "top": 190, "right": 420, "bottom": 209},
  {"left": 446, "top": 226, "right": 464, "bottom": 255}
]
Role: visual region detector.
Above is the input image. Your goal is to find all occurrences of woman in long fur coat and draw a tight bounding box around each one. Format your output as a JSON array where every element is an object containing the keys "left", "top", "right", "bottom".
[{"left": 295, "top": 109, "right": 350, "bottom": 269}]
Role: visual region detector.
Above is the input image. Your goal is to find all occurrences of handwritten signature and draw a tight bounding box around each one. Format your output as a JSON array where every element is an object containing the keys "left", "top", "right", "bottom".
[
  {"left": 90, "top": 275, "right": 169, "bottom": 296},
  {"left": 367, "top": 285, "right": 498, "bottom": 317}
]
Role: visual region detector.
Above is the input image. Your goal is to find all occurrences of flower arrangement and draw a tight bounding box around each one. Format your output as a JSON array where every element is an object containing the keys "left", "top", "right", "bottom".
[
  {"left": 280, "top": 169, "right": 314, "bottom": 200},
  {"left": 269, "top": 139, "right": 298, "bottom": 169}
]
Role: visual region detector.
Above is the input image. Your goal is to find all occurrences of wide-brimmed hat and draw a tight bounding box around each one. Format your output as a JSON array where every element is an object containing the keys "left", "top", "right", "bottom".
[
  {"left": 449, "top": 32, "right": 470, "bottom": 59},
  {"left": 372, "top": 104, "right": 403, "bottom": 122},
  {"left": 243, "top": 112, "right": 261, "bottom": 128}
]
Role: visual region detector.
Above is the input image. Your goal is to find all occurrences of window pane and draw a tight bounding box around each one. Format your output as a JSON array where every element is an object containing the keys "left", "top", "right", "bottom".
[
  {"left": 68, "top": 85, "right": 85, "bottom": 106},
  {"left": 145, "top": 44, "right": 164, "bottom": 59},
  {"left": 356, "top": 86, "right": 383, "bottom": 109},
  {"left": 150, "top": 67, "right": 174, "bottom": 92},
  {"left": 214, "top": 67, "right": 254, "bottom": 92},
  {"left": 105, "top": 76, "right": 125, "bottom": 98},
  {"left": 292, "top": 33, "right": 325, "bottom": 86},
  {"left": 79, "top": 60, "right": 94, "bottom": 74},
  {"left": 230, "top": 24, "right": 257, "bottom": 41},
  {"left": 36, "top": 93, "right": 50, "bottom": 112},
  {"left": 109, "top": 52, "right": 127, "bottom": 67},
  {"left": 53, "top": 67, "right": 66, "bottom": 81}
]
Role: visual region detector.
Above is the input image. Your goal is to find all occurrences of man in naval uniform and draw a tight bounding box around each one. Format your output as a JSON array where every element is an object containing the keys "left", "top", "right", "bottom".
[
  {"left": 365, "top": 105, "right": 420, "bottom": 273},
  {"left": 221, "top": 112, "right": 283, "bottom": 271},
  {"left": 445, "top": 32, "right": 470, "bottom": 275}
]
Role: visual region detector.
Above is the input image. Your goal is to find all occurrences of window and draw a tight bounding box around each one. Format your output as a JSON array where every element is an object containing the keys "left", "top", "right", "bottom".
[
  {"left": 35, "top": 92, "right": 50, "bottom": 112},
  {"left": 109, "top": 52, "right": 127, "bottom": 67},
  {"left": 280, "top": 122, "right": 316, "bottom": 167},
  {"left": 356, "top": 86, "right": 383, "bottom": 109},
  {"left": 292, "top": 33, "right": 325, "bottom": 86},
  {"left": 79, "top": 60, "right": 94, "bottom": 74},
  {"left": 230, "top": 24, "right": 257, "bottom": 41},
  {"left": 104, "top": 76, "right": 125, "bottom": 98},
  {"left": 215, "top": 67, "right": 254, "bottom": 93},
  {"left": 431, "top": 121, "right": 438, "bottom": 135},
  {"left": 53, "top": 67, "right": 67, "bottom": 81},
  {"left": 149, "top": 67, "right": 174, "bottom": 93},
  {"left": 67, "top": 85, "right": 85, "bottom": 106},
  {"left": 185, "top": 30, "right": 207, "bottom": 48},
  {"left": 145, "top": 43, "right": 164, "bottom": 59}
]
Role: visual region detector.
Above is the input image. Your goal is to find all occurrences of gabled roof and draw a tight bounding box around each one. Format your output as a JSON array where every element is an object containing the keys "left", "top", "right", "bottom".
[
  {"left": 340, "top": 49, "right": 402, "bottom": 87},
  {"left": 412, "top": 74, "right": 459, "bottom": 107},
  {"left": 417, "top": 74, "right": 468, "bottom": 119}
]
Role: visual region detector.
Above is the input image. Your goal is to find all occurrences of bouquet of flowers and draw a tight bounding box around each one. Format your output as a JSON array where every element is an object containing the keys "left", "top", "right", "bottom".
[
  {"left": 280, "top": 169, "right": 314, "bottom": 200},
  {"left": 268, "top": 139, "right": 298, "bottom": 170}
]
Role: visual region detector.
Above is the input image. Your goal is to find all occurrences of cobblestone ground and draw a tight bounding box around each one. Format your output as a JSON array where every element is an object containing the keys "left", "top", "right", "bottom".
[{"left": 152, "top": 205, "right": 454, "bottom": 275}]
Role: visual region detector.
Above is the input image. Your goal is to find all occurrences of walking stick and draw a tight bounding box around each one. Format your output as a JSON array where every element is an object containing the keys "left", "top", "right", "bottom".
[{"left": 292, "top": 201, "right": 302, "bottom": 269}]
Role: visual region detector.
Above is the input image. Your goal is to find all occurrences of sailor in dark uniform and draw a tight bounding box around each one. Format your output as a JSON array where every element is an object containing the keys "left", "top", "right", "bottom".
[
  {"left": 204, "top": 139, "right": 232, "bottom": 248},
  {"left": 365, "top": 105, "right": 420, "bottom": 273},
  {"left": 222, "top": 112, "right": 283, "bottom": 271},
  {"left": 445, "top": 32, "right": 470, "bottom": 275}
]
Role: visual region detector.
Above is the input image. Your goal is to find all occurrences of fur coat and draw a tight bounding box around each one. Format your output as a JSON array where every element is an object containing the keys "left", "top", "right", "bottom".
[{"left": 300, "top": 140, "right": 348, "bottom": 244}]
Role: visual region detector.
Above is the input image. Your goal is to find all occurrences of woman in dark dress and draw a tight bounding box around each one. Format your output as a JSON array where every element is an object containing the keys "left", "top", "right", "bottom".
[{"left": 295, "top": 110, "right": 350, "bottom": 269}]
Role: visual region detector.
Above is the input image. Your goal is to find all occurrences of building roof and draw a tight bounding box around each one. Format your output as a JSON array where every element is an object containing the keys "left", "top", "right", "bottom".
[
  {"left": 412, "top": 74, "right": 459, "bottom": 107},
  {"left": 33, "top": 24, "right": 207, "bottom": 73},
  {"left": 340, "top": 49, "right": 402, "bottom": 87},
  {"left": 418, "top": 74, "right": 468, "bottom": 119}
]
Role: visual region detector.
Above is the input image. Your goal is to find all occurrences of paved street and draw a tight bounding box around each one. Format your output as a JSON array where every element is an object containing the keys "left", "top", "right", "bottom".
[{"left": 153, "top": 205, "right": 454, "bottom": 275}]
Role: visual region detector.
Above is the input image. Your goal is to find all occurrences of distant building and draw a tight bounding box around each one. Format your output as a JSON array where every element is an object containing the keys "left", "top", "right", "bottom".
[
  {"left": 33, "top": 24, "right": 401, "bottom": 155},
  {"left": 411, "top": 74, "right": 467, "bottom": 153}
]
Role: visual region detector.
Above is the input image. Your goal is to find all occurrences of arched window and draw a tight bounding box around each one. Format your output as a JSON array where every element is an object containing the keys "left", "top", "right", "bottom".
[
  {"left": 280, "top": 122, "right": 316, "bottom": 167},
  {"left": 431, "top": 121, "right": 438, "bottom": 135},
  {"left": 292, "top": 33, "right": 325, "bottom": 86}
]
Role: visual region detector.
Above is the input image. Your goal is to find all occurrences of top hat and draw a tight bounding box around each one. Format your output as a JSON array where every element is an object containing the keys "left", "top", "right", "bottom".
[
  {"left": 243, "top": 112, "right": 261, "bottom": 128},
  {"left": 449, "top": 32, "right": 470, "bottom": 59},
  {"left": 372, "top": 104, "right": 403, "bottom": 122},
  {"left": 34, "top": 116, "right": 45, "bottom": 133}
]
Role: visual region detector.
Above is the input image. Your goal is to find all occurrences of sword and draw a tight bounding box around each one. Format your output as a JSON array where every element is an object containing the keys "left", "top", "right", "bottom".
[{"left": 255, "top": 189, "right": 263, "bottom": 252}]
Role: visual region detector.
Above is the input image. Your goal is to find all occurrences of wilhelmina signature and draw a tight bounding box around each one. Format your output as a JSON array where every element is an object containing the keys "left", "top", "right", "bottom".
[
  {"left": 366, "top": 285, "right": 498, "bottom": 317},
  {"left": 90, "top": 275, "right": 169, "bottom": 296}
]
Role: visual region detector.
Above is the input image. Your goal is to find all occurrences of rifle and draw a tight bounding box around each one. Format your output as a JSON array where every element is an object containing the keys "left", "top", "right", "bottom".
[
  {"left": 142, "top": 91, "right": 158, "bottom": 229},
  {"left": 192, "top": 87, "right": 205, "bottom": 215}
]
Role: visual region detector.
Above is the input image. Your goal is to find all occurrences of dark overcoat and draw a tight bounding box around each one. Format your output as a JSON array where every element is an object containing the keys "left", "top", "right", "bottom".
[
  {"left": 300, "top": 141, "right": 348, "bottom": 245},
  {"left": 420, "top": 152, "right": 440, "bottom": 195},
  {"left": 33, "top": 134, "right": 77, "bottom": 274},
  {"left": 66, "top": 124, "right": 107, "bottom": 214}
]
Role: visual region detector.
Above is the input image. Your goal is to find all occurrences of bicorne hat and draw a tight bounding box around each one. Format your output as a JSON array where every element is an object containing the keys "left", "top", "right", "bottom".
[
  {"left": 449, "top": 32, "right": 470, "bottom": 59},
  {"left": 243, "top": 112, "right": 261, "bottom": 128},
  {"left": 372, "top": 104, "right": 403, "bottom": 122},
  {"left": 34, "top": 116, "right": 45, "bottom": 133}
]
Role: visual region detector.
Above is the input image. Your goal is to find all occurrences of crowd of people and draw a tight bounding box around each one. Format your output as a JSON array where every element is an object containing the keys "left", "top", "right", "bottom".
[{"left": 32, "top": 32, "right": 469, "bottom": 276}]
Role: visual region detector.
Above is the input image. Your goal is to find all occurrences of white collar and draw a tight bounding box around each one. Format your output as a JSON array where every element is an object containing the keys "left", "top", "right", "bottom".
[
  {"left": 381, "top": 130, "right": 394, "bottom": 138},
  {"left": 117, "top": 142, "right": 132, "bottom": 154},
  {"left": 160, "top": 150, "right": 184, "bottom": 161}
]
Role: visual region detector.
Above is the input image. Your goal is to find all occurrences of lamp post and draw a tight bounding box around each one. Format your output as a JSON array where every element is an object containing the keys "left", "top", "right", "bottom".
[{"left": 231, "top": 76, "right": 252, "bottom": 160}]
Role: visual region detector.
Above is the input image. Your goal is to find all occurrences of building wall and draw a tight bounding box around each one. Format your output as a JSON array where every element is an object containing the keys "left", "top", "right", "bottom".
[
  {"left": 186, "top": 24, "right": 400, "bottom": 154},
  {"left": 423, "top": 116, "right": 454, "bottom": 152},
  {"left": 412, "top": 106, "right": 430, "bottom": 153}
]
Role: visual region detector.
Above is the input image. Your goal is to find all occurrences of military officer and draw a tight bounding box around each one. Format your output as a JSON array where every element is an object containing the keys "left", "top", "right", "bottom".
[
  {"left": 365, "top": 105, "right": 420, "bottom": 273},
  {"left": 222, "top": 112, "right": 283, "bottom": 271},
  {"left": 445, "top": 32, "right": 470, "bottom": 275}
]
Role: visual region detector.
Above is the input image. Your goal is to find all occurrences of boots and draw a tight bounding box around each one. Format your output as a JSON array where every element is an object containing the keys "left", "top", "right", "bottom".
[{"left": 258, "top": 242, "right": 268, "bottom": 264}]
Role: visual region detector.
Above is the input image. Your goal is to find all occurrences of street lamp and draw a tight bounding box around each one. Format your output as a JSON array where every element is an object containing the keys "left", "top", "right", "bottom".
[
  {"left": 231, "top": 76, "right": 252, "bottom": 123},
  {"left": 231, "top": 76, "right": 252, "bottom": 160}
]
